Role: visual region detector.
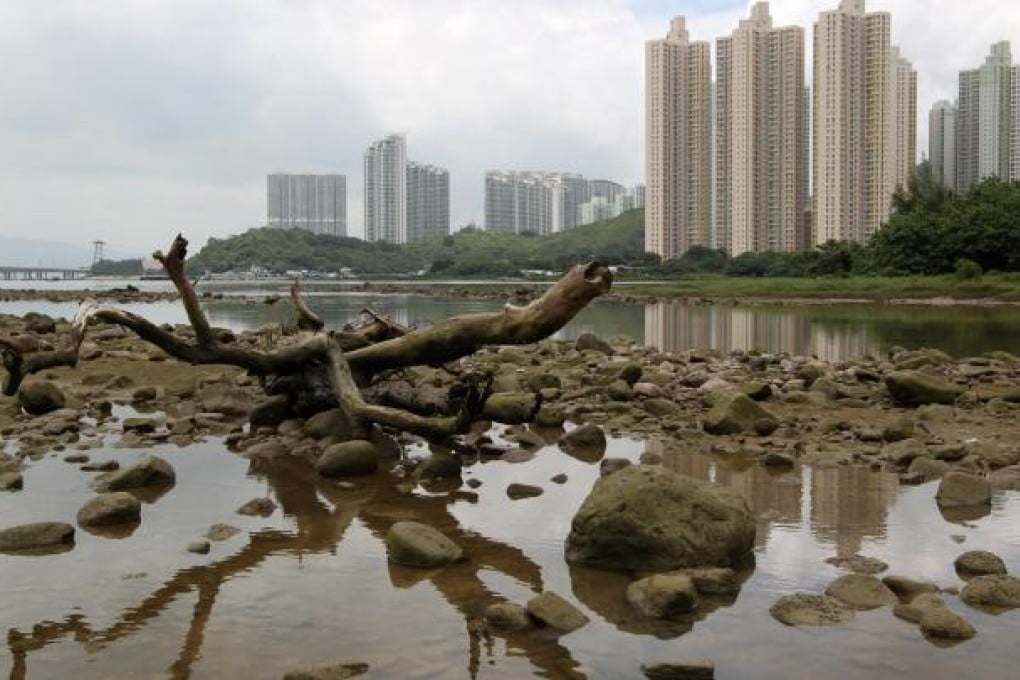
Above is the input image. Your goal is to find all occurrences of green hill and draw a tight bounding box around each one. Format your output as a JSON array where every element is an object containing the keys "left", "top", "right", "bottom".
[{"left": 187, "top": 209, "right": 648, "bottom": 276}]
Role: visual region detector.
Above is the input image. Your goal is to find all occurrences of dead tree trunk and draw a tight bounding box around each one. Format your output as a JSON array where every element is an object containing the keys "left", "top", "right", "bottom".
[{"left": 0, "top": 234, "right": 613, "bottom": 440}]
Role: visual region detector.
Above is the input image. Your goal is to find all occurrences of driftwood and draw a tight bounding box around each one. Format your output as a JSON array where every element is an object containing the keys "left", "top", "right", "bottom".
[{"left": 0, "top": 234, "right": 613, "bottom": 440}]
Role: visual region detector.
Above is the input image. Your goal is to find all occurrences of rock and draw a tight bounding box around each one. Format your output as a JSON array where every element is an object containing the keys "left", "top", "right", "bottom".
[
  {"left": 559, "top": 424, "right": 607, "bottom": 456},
  {"left": 534, "top": 406, "right": 566, "bottom": 428},
  {"left": 566, "top": 465, "right": 755, "bottom": 571},
  {"left": 0, "top": 522, "right": 75, "bottom": 552},
  {"left": 198, "top": 383, "right": 252, "bottom": 416},
  {"left": 527, "top": 373, "right": 562, "bottom": 392},
  {"left": 316, "top": 441, "right": 380, "bottom": 478},
  {"left": 76, "top": 492, "right": 141, "bottom": 526},
  {"left": 187, "top": 541, "right": 211, "bottom": 554},
  {"left": 907, "top": 457, "right": 950, "bottom": 482},
  {"left": 825, "top": 574, "right": 898, "bottom": 610},
  {"left": 526, "top": 591, "right": 589, "bottom": 632},
  {"left": 685, "top": 567, "right": 740, "bottom": 596},
  {"left": 236, "top": 497, "right": 278, "bottom": 517},
  {"left": 882, "top": 417, "right": 915, "bottom": 442},
  {"left": 633, "top": 382, "right": 664, "bottom": 399},
  {"left": 960, "top": 575, "right": 1020, "bottom": 610},
  {"left": 482, "top": 393, "right": 538, "bottom": 424},
  {"left": 600, "top": 457, "right": 633, "bottom": 477},
  {"left": 484, "top": 602, "right": 531, "bottom": 632},
  {"left": 884, "top": 371, "right": 964, "bottom": 407},
  {"left": 501, "top": 448, "right": 535, "bottom": 464},
  {"left": 883, "top": 438, "right": 928, "bottom": 467},
  {"left": 249, "top": 395, "right": 295, "bottom": 429},
  {"left": 303, "top": 409, "right": 355, "bottom": 440},
  {"left": 414, "top": 454, "right": 461, "bottom": 481},
  {"left": 954, "top": 550, "right": 1007, "bottom": 578},
  {"left": 550, "top": 473, "right": 568, "bottom": 484},
  {"left": 769, "top": 593, "right": 854, "bottom": 626},
  {"left": 642, "top": 398, "right": 680, "bottom": 418},
  {"left": 893, "top": 593, "right": 945, "bottom": 623},
  {"left": 0, "top": 472, "right": 23, "bottom": 491},
  {"left": 989, "top": 465, "right": 1020, "bottom": 491},
  {"left": 702, "top": 394, "right": 776, "bottom": 436},
  {"left": 825, "top": 555, "right": 888, "bottom": 575},
  {"left": 641, "top": 660, "right": 715, "bottom": 680},
  {"left": 617, "top": 363, "right": 643, "bottom": 386},
  {"left": 576, "top": 333, "right": 612, "bottom": 355},
  {"left": 882, "top": 575, "right": 938, "bottom": 602},
  {"left": 936, "top": 472, "right": 992, "bottom": 509},
  {"left": 626, "top": 572, "right": 698, "bottom": 619},
  {"left": 742, "top": 381, "right": 772, "bottom": 401},
  {"left": 131, "top": 386, "right": 159, "bottom": 402},
  {"left": 761, "top": 451, "right": 795, "bottom": 468},
  {"left": 17, "top": 381, "right": 66, "bottom": 415},
  {"left": 920, "top": 607, "right": 976, "bottom": 641},
  {"left": 607, "top": 380, "right": 633, "bottom": 402},
  {"left": 506, "top": 483, "right": 543, "bottom": 500},
  {"left": 122, "top": 417, "right": 160, "bottom": 434},
  {"left": 80, "top": 460, "right": 119, "bottom": 472},
  {"left": 281, "top": 662, "right": 369, "bottom": 680},
  {"left": 965, "top": 441, "right": 1020, "bottom": 469},
  {"left": 92, "top": 455, "right": 175, "bottom": 492},
  {"left": 385, "top": 521, "right": 463, "bottom": 568},
  {"left": 205, "top": 523, "right": 241, "bottom": 541},
  {"left": 24, "top": 312, "right": 56, "bottom": 334}
]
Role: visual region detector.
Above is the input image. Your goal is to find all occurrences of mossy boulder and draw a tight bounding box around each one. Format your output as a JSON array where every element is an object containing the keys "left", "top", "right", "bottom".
[
  {"left": 885, "top": 371, "right": 964, "bottom": 407},
  {"left": 703, "top": 394, "right": 776, "bottom": 435}
]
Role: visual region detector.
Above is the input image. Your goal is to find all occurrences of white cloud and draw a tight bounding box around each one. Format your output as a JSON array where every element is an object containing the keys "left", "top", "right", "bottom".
[{"left": 0, "top": 0, "right": 1015, "bottom": 254}]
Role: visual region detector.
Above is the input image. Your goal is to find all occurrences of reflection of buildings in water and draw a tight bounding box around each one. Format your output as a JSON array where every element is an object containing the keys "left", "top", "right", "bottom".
[
  {"left": 809, "top": 323, "right": 879, "bottom": 362},
  {"left": 809, "top": 465, "right": 899, "bottom": 557},
  {"left": 643, "top": 302, "right": 812, "bottom": 355}
]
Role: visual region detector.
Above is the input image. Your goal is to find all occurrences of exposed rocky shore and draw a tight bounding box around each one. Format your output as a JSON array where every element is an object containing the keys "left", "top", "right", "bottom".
[{"left": 3, "top": 308, "right": 1020, "bottom": 674}]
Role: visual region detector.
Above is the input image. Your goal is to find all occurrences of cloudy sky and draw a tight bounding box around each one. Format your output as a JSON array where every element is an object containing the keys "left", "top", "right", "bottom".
[{"left": 0, "top": 0, "right": 1015, "bottom": 255}]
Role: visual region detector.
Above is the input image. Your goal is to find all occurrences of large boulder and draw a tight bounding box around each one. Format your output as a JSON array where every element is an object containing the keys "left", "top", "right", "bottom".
[
  {"left": 316, "top": 440, "right": 379, "bottom": 478},
  {"left": 566, "top": 465, "right": 755, "bottom": 572},
  {"left": 884, "top": 371, "right": 963, "bottom": 407},
  {"left": 0, "top": 521, "right": 75, "bottom": 552},
  {"left": 76, "top": 492, "right": 141, "bottom": 526},
  {"left": 702, "top": 394, "right": 776, "bottom": 436},
  {"left": 481, "top": 393, "right": 538, "bottom": 424},
  {"left": 385, "top": 521, "right": 463, "bottom": 568},
  {"left": 24, "top": 312, "right": 56, "bottom": 334},
  {"left": 936, "top": 472, "right": 992, "bottom": 509},
  {"left": 559, "top": 424, "right": 607, "bottom": 457},
  {"left": 91, "top": 455, "right": 176, "bottom": 492},
  {"left": 17, "top": 381, "right": 67, "bottom": 416}
]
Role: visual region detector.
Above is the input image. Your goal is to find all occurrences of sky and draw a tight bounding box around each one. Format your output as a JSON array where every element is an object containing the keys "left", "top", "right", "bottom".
[{"left": 0, "top": 0, "right": 1016, "bottom": 256}]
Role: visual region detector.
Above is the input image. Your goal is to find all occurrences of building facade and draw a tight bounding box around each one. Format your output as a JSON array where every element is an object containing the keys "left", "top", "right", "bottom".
[
  {"left": 406, "top": 162, "right": 450, "bottom": 243},
  {"left": 645, "top": 17, "right": 712, "bottom": 259},
  {"left": 812, "top": 0, "right": 916, "bottom": 245},
  {"left": 364, "top": 134, "right": 407, "bottom": 243},
  {"left": 484, "top": 171, "right": 563, "bottom": 235},
  {"left": 928, "top": 100, "right": 957, "bottom": 190},
  {"left": 266, "top": 174, "right": 347, "bottom": 236},
  {"left": 955, "top": 42, "right": 1019, "bottom": 192},
  {"left": 714, "top": 3, "right": 808, "bottom": 256}
]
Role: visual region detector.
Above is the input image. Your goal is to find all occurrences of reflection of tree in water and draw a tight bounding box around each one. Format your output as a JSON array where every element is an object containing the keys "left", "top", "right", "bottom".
[
  {"left": 809, "top": 466, "right": 899, "bottom": 557},
  {"left": 6, "top": 456, "right": 583, "bottom": 680}
]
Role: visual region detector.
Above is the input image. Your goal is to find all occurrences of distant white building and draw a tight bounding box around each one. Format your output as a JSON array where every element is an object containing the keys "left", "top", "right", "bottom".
[
  {"left": 406, "top": 162, "right": 450, "bottom": 242},
  {"left": 267, "top": 174, "right": 347, "bottom": 236},
  {"left": 364, "top": 134, "right": 408, "bottom": 243}
]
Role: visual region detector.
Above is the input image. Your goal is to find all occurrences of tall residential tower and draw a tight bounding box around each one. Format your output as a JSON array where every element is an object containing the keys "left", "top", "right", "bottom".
[
  {"left": 364, "top": 134, "right": 407, "bottom": 243},
  {"left": 266, "top": 174, "right": 347, "bottom": 236},
  {"left": 812, "top": 0, "right": 916, "bottom": 245},
  {"left": 928, "top": 100, "right": 957, "bottom": 190},
  {"left": 645, "top": 17, "right": 712, "bottom": 259},
  {"left": 715, "top": 3, "right": 808, "bottom": 255},
  {"left": 406, "top": 162, "right": 450, "bottom": 243}
]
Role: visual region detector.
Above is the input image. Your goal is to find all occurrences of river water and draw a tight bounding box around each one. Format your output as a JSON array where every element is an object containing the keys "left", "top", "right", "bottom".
[{"left": 2, "top": 281, "right": 1020, "bottom": 679}]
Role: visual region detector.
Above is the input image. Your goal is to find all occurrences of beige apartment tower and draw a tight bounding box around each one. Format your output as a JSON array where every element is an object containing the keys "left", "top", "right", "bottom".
[
  {"left": 813, "top": 0, "right": 916, "bottom": 245},
  {"left": 715, "top": 3, "right": 808, "bottom": 255},
  {"left": 645, "top": 17, "right": 712, "bottom": 259}
]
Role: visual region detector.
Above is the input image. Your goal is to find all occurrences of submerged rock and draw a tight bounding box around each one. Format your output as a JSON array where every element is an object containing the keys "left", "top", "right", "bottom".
[
  {"left": 482, "top": 393, "right": 538, "bottom": 424},
  {"left": 526, "top": 591, "right": 589, "bottom": 632},
  {"left": 770, "top": 593, "right": 854, "bottom": 626},
  {"left": 566, "top": 465, "right": 755, "bottom": 572},
  {"left": 385, "top": 521, "right": 463, "bottom": 568},
  {"left": 484, "top": 602, "right": 531, "bottom": 632},
  {"left": 825, "top": 554, "right": 889, "bottom": 575},
  {"left": 205, "top": 524, "right": 241, "bottom": 541},
  {"left": 626, "top": 572, "right": 699, "bottom": 619},
  {"left": 825, "top": 574, "right": 898, "bottom": 610},
  {"left": 0, "top": 521, "right": 75, "bottom": 552}
]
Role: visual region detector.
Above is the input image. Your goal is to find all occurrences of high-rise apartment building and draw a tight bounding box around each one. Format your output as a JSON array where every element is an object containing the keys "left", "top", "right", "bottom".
[
  {"left": 484, "top": 171, "right": 563, "bottom": 235},
  {"left": 812, "top": 0, "right": 916, "bottom": 245},
  {"left": 406, "top": 162, "right": 450, "bottom": 243},
  {"left": 715, "top": 3, "right": 808, "bottom": 255},
  {"left": 955, "top": 42, "right": 1020, "bottom": 192},
  {"left": 928, "top": 100, "right": 957, "bottom": 190},
  {"left": 267, "top": 174, "right": 347, "bottom": 236},
  {"left": 645, "top": 17, "right": 712, "bottom": 259},
  {"left": 364, "top": 134, "right": 407, "bottom": 243}
]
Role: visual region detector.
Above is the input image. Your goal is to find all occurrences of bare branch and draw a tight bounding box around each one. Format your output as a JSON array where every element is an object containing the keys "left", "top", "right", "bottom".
[{"left": 290, "top": 278, "right": 325, "bottom": 332}]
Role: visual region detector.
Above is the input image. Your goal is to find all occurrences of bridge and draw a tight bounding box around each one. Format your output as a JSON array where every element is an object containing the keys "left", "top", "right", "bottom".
[{"left": 0, "top": 266, "right": 90, "bottom": 281}]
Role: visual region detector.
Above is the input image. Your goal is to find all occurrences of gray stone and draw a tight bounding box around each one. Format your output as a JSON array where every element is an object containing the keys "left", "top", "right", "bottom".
[
  {"left": 920, "top": 607, "right": 976, "bottom": 641},
  {"left": 761, "top": 452, "right": 795, "bottom": 468},
  {"left": 0, "top": 522, "right": 75, "bottom": 552},
  {"left": 626, "top": 572, "right": 698, "bottom": 619},
  {"left": 685, "top": 567, "right": 741, "bottom": 596},
  {"left": 316, "top": 440, "right": 379, "bottom": 478},
  {"left": 484, "top": 602, "right": 531, "bottom": 632},
  {"left": 907, "top": 457, "right": 950, "bottom": 482},
  {"left": 893, "top": 593, "right": 945, "bottom": 623},
  {"left": 92, "top": 455, "right": 175, "bottom": 492},
  {"left": 936, "top": 472, "right": 992, "bottom": 509},
  {"left": 885, "top": 371, "right": 964, "bottom": 407},
  {"left": 526, "top": 591, "right": 589, "bottom": 632},
  {"left": 575, "top": 333, "right": 612, "bottom": 355},
  {"left": 703, "top": 394, "right": 776, "bottom": 436},
  {"left": 534, "top": 405, "right": 566, "bottom": 428},
  {"left": 566, "top": 465, "right": 755, "bottom": 572},
  {"left": 960, "top": 575, "right": 1020, "bottom": 610},
  {"left": 17, "top": 381, "right": 66, "bottom": 416},
  {"left": 770, "top": 593, "right": 854, "bottom": 626},
  {"left": 607, "top": 380, "right": 633, "bottom": 402},
  {"left": 825, "top": 574, "right": 898, "bottom": 610},
  {"left": 989, "top": 465, "right": 1020, "bottom": 491},
  {"left": 954, "top": 550, "right": 1007, "bottom": 578},
  {"left": 506, "top": 483, "right": 543, "bottom": 500},
  {"left": 76, "top": 492, "right": 141, "bottom": 527},
  {"left": 385, "top": 521, "right": 463, "bottom": 568},
  {"left": 825, "top": 555, "right": 888, "bottom": 575}
]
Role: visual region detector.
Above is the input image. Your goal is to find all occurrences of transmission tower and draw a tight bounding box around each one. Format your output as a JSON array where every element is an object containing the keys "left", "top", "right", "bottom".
[{"left": 91, "top": 240, "right": 106, "bottom": 265}]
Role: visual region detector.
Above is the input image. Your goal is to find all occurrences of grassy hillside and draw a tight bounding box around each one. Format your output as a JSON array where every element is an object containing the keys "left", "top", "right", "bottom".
[{"left": 187, "top": 209, "right": 647, "bottom": 276}]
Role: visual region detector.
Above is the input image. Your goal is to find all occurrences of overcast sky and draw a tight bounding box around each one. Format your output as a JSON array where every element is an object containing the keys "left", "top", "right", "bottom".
[{"left": 0, "top": 0, "right": 1015, "bottom": 254}]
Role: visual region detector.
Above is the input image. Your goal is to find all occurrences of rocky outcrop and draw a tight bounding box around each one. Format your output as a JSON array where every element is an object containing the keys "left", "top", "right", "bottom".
[
  {"left": 566, "top": 465, "right": 755, "bottom": 572},
  {"left": 385, "top": 521, "right": 463, "bottom": 568}
]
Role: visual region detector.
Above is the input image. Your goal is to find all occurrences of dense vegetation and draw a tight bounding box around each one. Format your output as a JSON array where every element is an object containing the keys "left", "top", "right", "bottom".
[
  {"left": 184, "top": 176, "right": 1020, "bottom": 281},
  {"left": 91, "top": 258, "right": 142, "bottom": 276}
]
